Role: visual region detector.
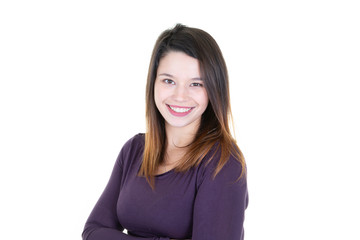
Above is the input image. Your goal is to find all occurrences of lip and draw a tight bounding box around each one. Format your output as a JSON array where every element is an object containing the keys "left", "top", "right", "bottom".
[{"left": 166, "top": 104, "right": 194, "bottom": 117}]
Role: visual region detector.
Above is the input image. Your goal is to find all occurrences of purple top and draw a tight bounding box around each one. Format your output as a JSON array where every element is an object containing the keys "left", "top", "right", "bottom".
[{"left": 82, "top": 134, "right": 248, "bottom": 240}]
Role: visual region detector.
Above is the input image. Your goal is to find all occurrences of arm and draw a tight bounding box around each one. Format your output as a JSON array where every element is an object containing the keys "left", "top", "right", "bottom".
[
  {"left": 82, "top": 142, "right": 170, "bottom": 240},
  {"left": 192, "top": 158, "right": 248, "bottom": 240}
]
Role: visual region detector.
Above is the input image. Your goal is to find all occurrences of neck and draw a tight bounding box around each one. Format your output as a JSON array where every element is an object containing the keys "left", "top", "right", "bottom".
[{"left": 165, "top": 120, "right": 200, "bottom": 151}]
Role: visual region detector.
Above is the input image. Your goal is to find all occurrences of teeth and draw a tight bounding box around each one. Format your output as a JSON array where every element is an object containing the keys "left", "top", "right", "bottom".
[{"left": 169, "top": 105, "right": 192, "bottom": 113}]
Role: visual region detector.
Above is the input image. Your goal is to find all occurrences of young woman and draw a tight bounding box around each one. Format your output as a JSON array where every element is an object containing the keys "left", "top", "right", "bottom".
[{"left": 82, "top": 24, "right": 248, "bottom": 240}]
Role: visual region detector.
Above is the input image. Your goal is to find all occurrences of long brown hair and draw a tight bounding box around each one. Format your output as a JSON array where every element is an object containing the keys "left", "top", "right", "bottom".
[{"left": 139, "top": 24, "right": 245, "bottom": 187}]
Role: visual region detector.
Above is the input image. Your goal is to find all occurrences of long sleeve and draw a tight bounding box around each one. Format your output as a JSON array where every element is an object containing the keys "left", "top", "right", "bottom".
[
  {"left": 82, "top": 138, "right": 169, "bottom": 240},
  {"left": 192, "top": 157, "right": 248, "bottom": 240}
]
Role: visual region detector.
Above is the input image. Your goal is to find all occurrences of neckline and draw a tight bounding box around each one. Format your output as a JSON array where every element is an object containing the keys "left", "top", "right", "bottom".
[{"left": 155, "top": 169, "right": 175, "bottom": 178}]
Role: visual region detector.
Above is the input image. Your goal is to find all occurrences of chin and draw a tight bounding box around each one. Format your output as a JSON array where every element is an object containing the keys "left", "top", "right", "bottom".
[{"left": 165, "top": 118, "right": 200, "bottom": 130}]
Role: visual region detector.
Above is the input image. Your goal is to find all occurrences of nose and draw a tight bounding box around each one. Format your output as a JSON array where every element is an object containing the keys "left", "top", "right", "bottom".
[{"left": 173, "top": 85, "right": 188, "bottom": 102}]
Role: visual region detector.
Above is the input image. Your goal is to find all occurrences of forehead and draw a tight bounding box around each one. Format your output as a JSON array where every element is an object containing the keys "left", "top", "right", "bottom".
[{"left": 157, "top": 51, "right": 201, "bottom": 79}]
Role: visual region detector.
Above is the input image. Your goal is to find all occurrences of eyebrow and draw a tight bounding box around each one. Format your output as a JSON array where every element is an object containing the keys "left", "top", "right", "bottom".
[
  {"left": 158, "top": 73, "right": 203, "bottom": 81},
  {"left": 158, "top": 73, "right": 174, "bottom": 78}
]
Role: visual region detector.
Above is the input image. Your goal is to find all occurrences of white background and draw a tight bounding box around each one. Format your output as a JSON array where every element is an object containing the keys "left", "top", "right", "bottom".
[{"left": 0, "top": 0, "right": 359, "bottom": 239}]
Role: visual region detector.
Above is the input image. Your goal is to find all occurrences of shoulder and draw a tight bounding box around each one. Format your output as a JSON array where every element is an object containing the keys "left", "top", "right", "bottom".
[
  {"left": 195, "top": 148, "right": 248, "bottom": 211},
  {"left": 122, "top": 133, "right": 145, "bottom": 150},
  {"left": 116, "top": 133, "right": 145, "bottom": 166},
  {"left": 196, "top": 142, "right": 246, "bottom": 187}
]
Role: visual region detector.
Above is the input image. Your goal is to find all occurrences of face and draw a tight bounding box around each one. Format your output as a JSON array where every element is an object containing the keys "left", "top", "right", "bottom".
[{"left": 154, "top": 51, "right": 209, "bottom": 132}]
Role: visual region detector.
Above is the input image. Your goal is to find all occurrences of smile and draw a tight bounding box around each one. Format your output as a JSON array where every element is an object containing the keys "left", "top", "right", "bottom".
[
  {"left": 169, "top": 105, "right": 192, "bottom": 113},
  {"left": 166, "top": 104, "right": 194, "bottom": 116}
]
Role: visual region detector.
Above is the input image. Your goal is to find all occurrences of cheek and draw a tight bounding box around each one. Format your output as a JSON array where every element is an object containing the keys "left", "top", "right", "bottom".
[
  {"left": 154, "top": 86, "right": 161, "bottom": 108},
  {"left": 197, "top": 90, "right": 209, "bottom": 109},
  {"left": 154, "top": 84, "right": 167, "bottom": 108}
]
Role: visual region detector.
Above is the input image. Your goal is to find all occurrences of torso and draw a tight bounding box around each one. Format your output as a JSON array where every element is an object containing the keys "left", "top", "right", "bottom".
[{"left": 117, "top": 135, "right": 198, "bottom": 238}]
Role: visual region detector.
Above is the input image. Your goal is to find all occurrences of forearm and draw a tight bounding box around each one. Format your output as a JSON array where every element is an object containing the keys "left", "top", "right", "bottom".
[{"left": 86, "top": 228, "right": 170, "bottom": 240}]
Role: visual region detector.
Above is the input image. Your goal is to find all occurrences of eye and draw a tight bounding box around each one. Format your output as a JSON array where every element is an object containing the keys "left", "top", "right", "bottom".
[
  {"left": 163, "top": 79, "right": 175, "bottom": 85},
  {"left": 190, "top": 82, "right": 204, "bottom": 87}
]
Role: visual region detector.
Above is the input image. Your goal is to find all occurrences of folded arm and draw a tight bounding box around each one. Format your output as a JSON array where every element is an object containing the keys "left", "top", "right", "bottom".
[
  {"left": 82, "top": 145, "right": 170, "bottom": 240},
  {"left": 192, "top": 158, "right": 248, "bottom": 240}
]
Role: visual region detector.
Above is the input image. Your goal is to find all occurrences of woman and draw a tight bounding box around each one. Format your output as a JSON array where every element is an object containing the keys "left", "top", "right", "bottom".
[{"left": 82, "top": 24, "right": 248, "bottom": 240}]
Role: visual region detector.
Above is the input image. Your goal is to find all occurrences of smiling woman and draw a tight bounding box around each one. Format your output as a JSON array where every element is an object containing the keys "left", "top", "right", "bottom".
[
  {"left": 82, "top": 24, "right": 248, "bottom": 240},
  {"left": 153, "top": 51, "right": 209, "bottom": 175},
  {"left": 154, "top": 51, "right": 208, "bottom": 132}
]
